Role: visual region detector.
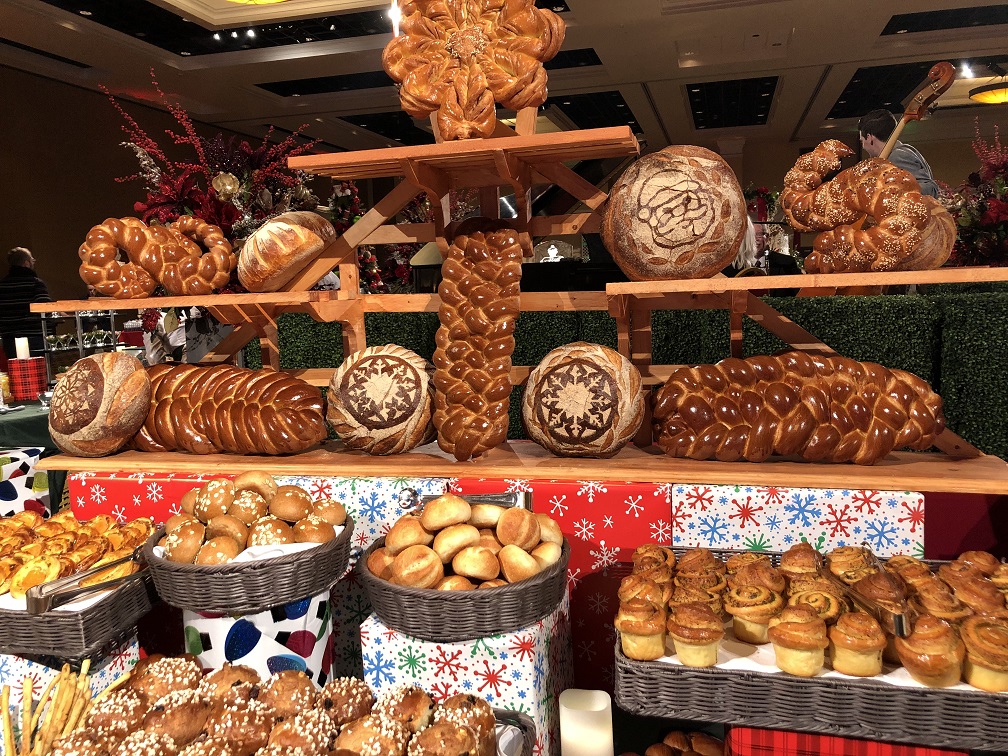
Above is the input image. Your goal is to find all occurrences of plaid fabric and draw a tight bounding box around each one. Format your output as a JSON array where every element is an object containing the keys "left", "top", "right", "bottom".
[
  {"left": 726, "top": 728, "right": 968, "bottom": 756},
  {"left": 8, "top": 356, "right": 46, "bottom": 401}
]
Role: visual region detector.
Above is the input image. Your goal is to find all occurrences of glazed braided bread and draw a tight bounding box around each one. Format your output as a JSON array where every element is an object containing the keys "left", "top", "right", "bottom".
[
  {"left": 652, "top": 352, "right": 944, "bottom": 465},
  {"left": 132, "top": 364, "right": 326, "bottom": 455},
  {"left": 433, "top": 219, "right": 525, "bottom": 461}
]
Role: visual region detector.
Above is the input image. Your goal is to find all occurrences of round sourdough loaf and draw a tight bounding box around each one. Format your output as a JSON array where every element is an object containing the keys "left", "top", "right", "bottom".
[
  {"left": 326, "top": 345, "right": 435, "bottom": 455},
  {"left": 522, "top": 342, "right": 644, "bottom": 458},
  {"left": 48, "top": 352, "right": 151, "bottom": 457},
  {"left": 602, "top": 145, "right": 747, "bottom": 280},
  {"left": 237, "top": 211, "right": 336, "bottom": 292}
]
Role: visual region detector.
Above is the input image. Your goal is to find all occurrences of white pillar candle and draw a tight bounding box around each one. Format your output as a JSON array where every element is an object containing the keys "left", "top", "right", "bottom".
[
  {"left": 14, "top": 337, "right": 30, "bottom": 360},
  {"left": 559, "top": 689, "right": 614, "bottom": 756}
]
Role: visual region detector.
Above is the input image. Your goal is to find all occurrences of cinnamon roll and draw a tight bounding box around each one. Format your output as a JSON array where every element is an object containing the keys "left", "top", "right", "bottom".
[
  {"left": 785, "top": 574, "right": 837, "bottom": 598},
  {"left": 670, "top": 584, "right": 722, "bottom": 618},
  {"left": 767, "top": 605, "right": 829, "bottom": 677},
  {"left": 951, "top": 575, "right": 1004, "bottom": 614},
  {"left": 727, "top": 562, "right": 786, "bottom": 594},
  {"left": 896, "top": 563, "right": 936, "bottom": 593},
  {"left": 676, "top": 548, "right": 725, "bottom": 577},
  {"left": 724, "top": 585, "right": 784, "bottom": 644},
  {"left": 938, "top": 561, "right": 982, "bottom": 589},
  {"left": 961, "top": 613, "right": 1008, "bottom": 692},
  {"left": 852, "top": 570, "right": 908, "bottom": 614},
  {"left": 673, "top": 570, "right": 727, "bottom": 594},
  {"left": 666, "top": 602, "right": 724, "bottom": 667},
  {"left": 631, "top": 544, "right": 676, "bottom": 573},
  {"left": 886, "top": 554, "right": 926, "bottom": 572},
  {"left": 828, "top": 611, "right": 887, "bottom": 677},
  {"left": 637, "top": 563, "right": 674, "bottom": 588},
  {"left": 911, "top": 583, "right": 973, "bottom": 626},
  {"left": 788, "top": 590, "right": 848, "bottom": 626},
  {"left": 894, "top": 614, "right": 965, "bottom": 688},
  {"left": 778, "top": 542, "right": 819, "bottom": 578},
  {"left": 615, "top": 597, "right": 667, "bottom": 661},
  {"left": 618, "top": 574, "right": 672, "bottom": 608},
  {"left": 725, "top": 552, "right": 770, "bottom": 575},
  {"left": 991, "top": 563, "right": 1008, "bottom": 597},
  {"left": 954, "top": 550, "right": 1001, "bottom": 578}
]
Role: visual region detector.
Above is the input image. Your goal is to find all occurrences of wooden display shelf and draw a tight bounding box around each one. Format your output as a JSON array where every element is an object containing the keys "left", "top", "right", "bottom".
[{"left": 35, "top": 441, "right": 1008, "bottom": 494}]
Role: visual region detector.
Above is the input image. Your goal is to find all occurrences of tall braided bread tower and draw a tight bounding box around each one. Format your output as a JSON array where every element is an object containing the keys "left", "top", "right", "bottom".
[{"left": 433, "top": 220, "right": 526, "bottom": 461}]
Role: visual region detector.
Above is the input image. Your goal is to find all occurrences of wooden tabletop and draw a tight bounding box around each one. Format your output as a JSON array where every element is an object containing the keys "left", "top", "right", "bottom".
[{"left": 35, "top": 441, "right": 1008, "bottom": 495}]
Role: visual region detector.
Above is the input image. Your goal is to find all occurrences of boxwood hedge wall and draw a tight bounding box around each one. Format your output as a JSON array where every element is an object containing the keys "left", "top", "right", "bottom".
[{"left": 244, "top": 291, "right": 1008, "bottom": 459}]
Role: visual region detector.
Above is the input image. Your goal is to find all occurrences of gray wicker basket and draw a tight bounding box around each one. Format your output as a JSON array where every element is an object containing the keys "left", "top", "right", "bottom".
[
  {"left": 142, "top": 517, "right": 353, "bottom": 614},
  {"left": 614, "top": 641, "right": 1008, "bottom": 751},
  {"left": 494, "top": 708, "right": 536, "bottom": 756},
  {"left": 0, "top": 575, "right": 153, "bottom": 659},
  {"left": 358, "top": 537, "right": 569, "bottom": 642}
]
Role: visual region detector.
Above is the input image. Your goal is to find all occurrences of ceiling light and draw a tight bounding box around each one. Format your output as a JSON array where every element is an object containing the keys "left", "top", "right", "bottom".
[
  {"left": 180, "top": 51, "right": 190, "bottom": 56},
  {"left": 895, "top": 28, "right": 908, "bottom": 34},
  {"left": 231, "top": 31, "right": 239, "bottom": 38},
  {"left": 213, "top": 32, "right": 221, "bottom": 41},
  {"left": 224, "top": 0, "right": 290, "bottom": 4},
  {"left": 962, "top": 62, "right": 974, "bottom": 78},
  {"left": 78, "top": 10, "right": 92, "bottom": 16},
  {"left": 247, "top": 29, "right": 256, "bottom": 38},
  {"left": 969, "top": 79, "right": 1008, "bottom": 105}
]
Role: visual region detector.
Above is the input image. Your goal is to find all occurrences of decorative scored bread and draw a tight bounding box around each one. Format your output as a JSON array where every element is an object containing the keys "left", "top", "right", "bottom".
[
  {"left": 781, "top": 139, "right": 954, "bottom": 273},
  {"left": 326, "top": 345, "right": 436, "bottom": 455},
  {"left": 131, "top": 364, "right": 326, "bottom": 455},
  {"left": 652, "top": 352, "right": 945, "bottom": 465},
  {"left": 237, "top": 211, "right": 336, "bottom": 292},
  {"left": 49, "top": 352, "right": 152, "bottom": 457},
  {"left": 601, "top": 145, "right": 747, "bottom": 280},
  {"left": 522, "top": 342, "right": 644, "bottom": 458},
  {"left": 433, "top": 219, "right": 525, "bottom": 461},
  {"left": 382, "top": 0, "right": 565, "bottom": 140}
]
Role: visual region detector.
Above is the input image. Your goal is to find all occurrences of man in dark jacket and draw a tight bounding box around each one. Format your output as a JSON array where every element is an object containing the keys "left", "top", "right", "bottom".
[
  {"left": 0, "top": 247, "right": 52, "bottom": 358},
  {"left": 858, "top": 109, "right": 939, "bottom": 198}
]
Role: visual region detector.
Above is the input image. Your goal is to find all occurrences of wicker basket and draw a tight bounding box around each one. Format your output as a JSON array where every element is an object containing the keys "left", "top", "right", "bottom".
[
  {"left": 494, "top": 708, "right": 536, "bottom": 756},
  {"left": 614, "top": 641, "right": 1008, "bottom": 751},
  {"left": 358, "top": 537, "right": 569, "bottom": 641},
  {"left": 142, "top": 517, "right": 353, "bottom": 614},
  {"left": 0, "top": 576, "right": 153, "bottom": 659}
]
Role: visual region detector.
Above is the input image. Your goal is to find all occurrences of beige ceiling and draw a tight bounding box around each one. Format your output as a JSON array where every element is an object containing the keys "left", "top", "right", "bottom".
[{"left": 1, "top": 0, "right": 1007, "bottom": 160}]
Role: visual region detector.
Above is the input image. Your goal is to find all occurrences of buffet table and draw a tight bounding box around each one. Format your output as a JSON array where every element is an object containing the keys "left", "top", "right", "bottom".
[{"left": 0, "top": 401, "right": 65, "bottom": 507}]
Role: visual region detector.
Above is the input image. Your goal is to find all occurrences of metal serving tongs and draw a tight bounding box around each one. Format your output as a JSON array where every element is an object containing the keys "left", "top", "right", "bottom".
[
  {"left": 25, "top": 540, "right": 150, "bottom": 615},
  {"left": 396, "top": 488, "right": 533, "bottom": 512},
  {"left": 815, "top": 545, "right": 915, "bottom": 637}
]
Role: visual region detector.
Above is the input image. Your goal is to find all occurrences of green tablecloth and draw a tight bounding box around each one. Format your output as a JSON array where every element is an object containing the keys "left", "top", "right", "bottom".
[{"left": 0, "top": 402, "right": 65, "bottom": 508}]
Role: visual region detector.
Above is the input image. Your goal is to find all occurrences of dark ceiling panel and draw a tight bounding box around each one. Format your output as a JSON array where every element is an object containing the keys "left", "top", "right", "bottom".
[
  {"left": 882, "top": 5, "right": 1008, "bottom": 35},
  {"left": 258, "top": 70, "right": 395, "bottom": 97},
  {"left": 340, "top": 111, "right": 434, "bottom": 146},
  {"left": 686, "top": 76, "right": 777, "bottom": 130},
  {"left": 0, "top": 36, "right": 90, "bottom": 68},
  {"left": 546, "top": 91, "right": 643, "bottom": 133},
  {"left": 827, "top": 56, "right": 1008, "bottom": 119},
  {"left": 39, "top": 0, "right": 568, "bottom": 57},
  {"left": 545, "top": 47, "right": 602, "bottom": 70}
]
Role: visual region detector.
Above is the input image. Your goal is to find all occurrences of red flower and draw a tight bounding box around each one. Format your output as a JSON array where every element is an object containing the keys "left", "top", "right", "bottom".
[{"left": 980, "top": 198, "right": 1008, "bottom": 227}]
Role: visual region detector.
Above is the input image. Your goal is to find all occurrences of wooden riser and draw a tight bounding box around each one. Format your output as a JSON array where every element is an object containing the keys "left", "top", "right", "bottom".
[{"left": 35, "top": 441, "right": 1008, "bottom": 494}]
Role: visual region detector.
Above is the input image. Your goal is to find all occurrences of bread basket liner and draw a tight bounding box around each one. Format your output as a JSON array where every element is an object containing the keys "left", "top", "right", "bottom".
[
  {"left": 142, "top": 516, "right": 353, "bottom": 614},
  {"left": 493, "top": 708, "right": 536, "bottom": 756},
  {"left": 358, "top": 536, "right": 569, "bottom": 642},
  {"left": 0, "top": 571, "right": 153, "bottom": 658},
  {"left": 614, "top": 548, "right": 1008, "bottom": 751}
]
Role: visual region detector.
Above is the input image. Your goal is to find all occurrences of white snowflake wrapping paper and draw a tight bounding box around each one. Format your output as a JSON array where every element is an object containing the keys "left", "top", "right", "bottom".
[
  {"left": 360, "top": 592, "right": 572, "bottom": 756},
  {"left": 666, "top": 484, "right": 924, "bottom": 557}
]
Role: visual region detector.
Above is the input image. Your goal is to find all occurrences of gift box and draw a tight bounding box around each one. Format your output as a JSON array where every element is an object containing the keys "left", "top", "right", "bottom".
[
  {"left": 69, "top": 472, "right": 211, "bottom": 523},
  {"left": 7, "top": 357, "right": 47, "bottom": 402},
  {"left": 360, "top": 592, "right": 571, "bottom": 756},
  {"left": 184, "top": 591, "right": 334, "bottom": 686},
  {"left": 1, "top": 447, "right": 49, "bottom": 516},
  {"left": 726, "top": 727, "right": 967, "bottom": 756}
]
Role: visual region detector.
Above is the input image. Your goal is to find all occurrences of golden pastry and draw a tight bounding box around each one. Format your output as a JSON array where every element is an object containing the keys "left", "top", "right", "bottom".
[
  {"left": 961, "top": 613, "right": 1008, "bottom": 692},
  {"left": 778, "top": 541, "right": 820, "bottom": 578},
  {"left": 911, "top": 583, "right": 973, "bottom": 626},
  {"left": 670, "top": 584, "right": 721, "bottom": 619},
  {"left": 676, "top": 547, "right": 725, "bottom": 577},
  {"left": 954, "top": 550, "right": 1001, "bottom": 578},
  {"left": 829, "top": 611, "right": 887, "bottom": 677},
  {"left": 724, "top": 585, "right": 784, "bottom": 644},
  {"left": 618, "top": 574, "right": 672, "bottom": 608},
  {"left": 788, "top": 589, "right": 848, "bottom": 626},
  {"left": 631, "top": 544, "right": 676, "bottom": 574},
  {"left": 666, "top": 602, "right": 724, "bottom": 667},
  {"left": 894, "top": 614, "right": 965, "bottom": 688},
  {"left": 725, "top": 551, "right": 770, "bottom": 575},
  {"left": 615, "top": 597, "right": 667, "bottom": 661},
  {"left": 767, "top": 605, "right": 829, "bottom": 677},
  {"left": 727, "top": 562, "right": 786, "bottom": 594},
  {"left": 851, "top": 570, "right": 907, "bottom": 614}
]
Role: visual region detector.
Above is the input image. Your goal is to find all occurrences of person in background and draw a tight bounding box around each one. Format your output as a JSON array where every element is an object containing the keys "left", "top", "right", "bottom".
[
  {"left": 858, "top": 109, "right": 939, "bottom": 198},
  {"left": 0, "top": 246, "right": 52, "bottom": 358}
]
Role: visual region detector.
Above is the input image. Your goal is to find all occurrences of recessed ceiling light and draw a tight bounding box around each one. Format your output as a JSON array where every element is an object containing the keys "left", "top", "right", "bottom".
[
  {"left": 135, "top": 31, "right": 146, "bottom": 37},
  {"left": 315, "top": 117, "right": 323, "bottom": 122},
  {"left": 690, "top": 88, "right": 700, "bottom": 93},
  {"left": 895, "top": 29, "right": 908, "bottom": 33},
  {"left": 78, "top": 10, "right": 92, "bottom": 16},
  {"left": 330, "top": 24, "right": 336, "bottom": 31},
  {"left": 213, "top": 32, "right": 221, "bottom": 41},
  {"left": 292, "top": 93, "right": 300, "bottom": 97},
  {"left": 761, "top": 92, "right": 769, "bottom": 96},
  {"left": 231, "top": 31, "right": 239, "bottom": 38},
  {"left": 962, "top": 62, "right": 974, "bottom": 78},
  {"left": 305, "top": 36, "right": 313, "bottom": 41},
  {"left": 180, "top": 51, "right": 190, "bottom": 56},
  {"left": 247, "top": 29, "right": 256, "bottom": 38}
]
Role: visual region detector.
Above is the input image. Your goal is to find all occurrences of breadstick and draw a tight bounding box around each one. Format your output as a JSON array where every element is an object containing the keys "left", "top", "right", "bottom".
[
  {"left": 35, "top": 672, "right": 71, "bottom": 756},
  {"left": 60, "top": 665, "right": 90, "bottom": 739},
  {"left": 28, "top": 673, "right": 59, "bottom": 738},
  {"left": 2, "top": 685, "right": 14, "bottom": 756},
  {"left": 21, "top": 676, "right": 33, "bottom": 756},
  {"left": 92, "top": 670, "right": 131, "bottom": 702}
]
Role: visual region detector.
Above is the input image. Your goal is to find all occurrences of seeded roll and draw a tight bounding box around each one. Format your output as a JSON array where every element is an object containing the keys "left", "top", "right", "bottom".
[
  {"left": 615, "top": 597, "right": 667, "bottom": 661},
  {"left": 778, "top": 541, "right": 819, "bottom": 578},
  {"left": 788, "top": 589, "right": 848, "bottom": 626},
  {"left": 727, "top": 562, "right": 786, "bottom": 594},
  {"left": 724, "top": 585, "right": 784, "bottom": 644},
  {"left": 767, "top": 605, "right": 829, "bottom": 677}
]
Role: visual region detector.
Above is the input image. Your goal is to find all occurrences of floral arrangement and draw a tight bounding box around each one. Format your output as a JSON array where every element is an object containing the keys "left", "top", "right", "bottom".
[
  {"left": 743, "top": 184, "right": 781, "bottom": 222},
  {"left": 105, "top": 70, "right": 322, "bottom": 242},
  {"left": 947, "top": 121, "right": 1008, "bottom": 267}
]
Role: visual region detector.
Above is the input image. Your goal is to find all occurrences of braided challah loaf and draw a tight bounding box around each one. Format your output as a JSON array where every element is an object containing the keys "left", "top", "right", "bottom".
[
  {"left": 433, "top": 219, "right": 526, "bottom": 461},
  {"left": 652, "top": 352, "right": 945, "bottom": 465},
  {"left": 132, "top": 365, "right": 326, "bottom": 455}
]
